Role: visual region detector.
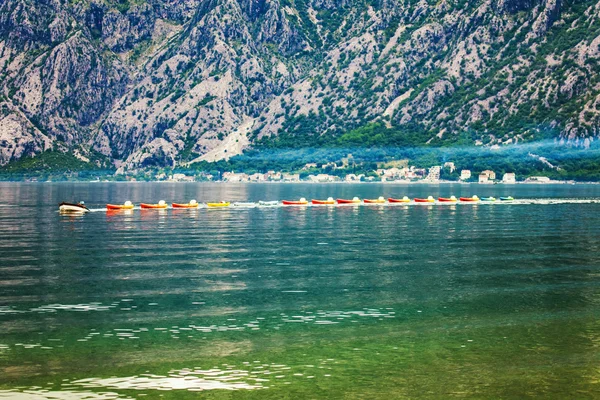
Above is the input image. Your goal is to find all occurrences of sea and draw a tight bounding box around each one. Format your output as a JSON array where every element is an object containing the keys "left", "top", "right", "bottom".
[{"left": 0, "top": 182, "right": 599, "bottom": 399}]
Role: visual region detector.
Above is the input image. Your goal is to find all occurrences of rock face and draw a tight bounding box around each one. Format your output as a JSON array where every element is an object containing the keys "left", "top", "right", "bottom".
[{"left": 1, "top": 0, "right": 600, "bottom": 168}]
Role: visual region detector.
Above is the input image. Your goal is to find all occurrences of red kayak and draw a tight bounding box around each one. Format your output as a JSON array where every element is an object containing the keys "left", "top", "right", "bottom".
[
  {"left": 283, "top": 198, "right": 308, "bottom": 206},
  {"left": 364, "top": 198, "right": 386, "bottom": 204},
  {"left": 337, "top": 198, "right": 361, "bottom": 204},
  {"left": 414, "top": 197, "right": 435, "bottom": 203},
  {"left": 107, "top": 201, "right": 134, "bottom": 210},
  {"left": 141, "top": 201, "right": 168, "bottom": 209},
  {"left": 460, "top": 196, "right": 479, "bottom": 202},
  {"left": 172, "top": 200, "right": 199, "bottom": 208},
  {"left": 388, "top": 197, "right": 410, "bottom": 203},
  {"left": 312, "top": 199, "right": 335, "bottom": 205},
  {"left": 438, "top": 197, "right": 457, "bottom": 202}
]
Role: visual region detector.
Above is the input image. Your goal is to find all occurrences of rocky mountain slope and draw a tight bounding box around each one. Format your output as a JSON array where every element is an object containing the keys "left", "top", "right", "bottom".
[{"left": 1, "top": 0, "right": 599, "bottom": 169}]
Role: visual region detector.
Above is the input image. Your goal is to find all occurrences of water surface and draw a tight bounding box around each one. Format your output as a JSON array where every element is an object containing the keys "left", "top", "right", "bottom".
[{"left": 1, "top": 183, "right": 599, "bottom": 399}]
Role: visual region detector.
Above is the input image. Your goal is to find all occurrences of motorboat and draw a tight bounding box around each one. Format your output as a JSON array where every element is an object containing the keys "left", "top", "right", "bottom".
[
  {"left": 337, "top": 197, "right": 361, "bottom": 204},
  {"left": 141, "top": 200, "right": 168, "bottom": 209},
  {"left": 207, "top": 201, "right": 231, "bottom": 208},
  {"left": 364, "top": 196, "right": 386, "bottom": 204},
  {"left": 414, "top": 196, "right": 435, "bottom": 203},
  {"left": 438, "top": 196, "right": 457, "bottom": 202},
  {"left": 107, "top": 201, "right": 134, "bottom": 210},
  {"left": 312, "top": 197, "right": 335, "bottom": 205},
  {"left": 460, "top": 196, "right": 480, "bottom": 202},
  {"left": 59, "top": 201, "right": 90, "bottom": 213},
  {"left": 388, "top": 196, "right": 410, "bottom": 203},
  {"left": 172, "top": 200, "right": 199, "bottom": 208},
  {"left": 282, "top": 198, "right": 308, "bottom": 206}
]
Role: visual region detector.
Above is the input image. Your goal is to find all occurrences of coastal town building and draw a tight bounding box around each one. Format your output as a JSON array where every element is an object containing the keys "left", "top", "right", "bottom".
[
  {"left": 308, "top": 174, "right": 339, "bottom": 182},
  {"left": 222, "top": 172, "right": 249, "bottom": 182},
  {"left": 460, "top": 170, "right": 472, "bottom": 180},
  {"left": 481, "top": 170, "right": 496, "bottom": 180},
  {"left": 479, "top": 174, "right": 491, "bottom": 184},
  {"left": 376, "top": 167, "right": 407, "bottom": 181},
  {"left": 248, "top": 173, "right": 266, "bottom": 182},
  {"left": 502, "top": 173, "right": 516, "bottom": 183},
  {"left": 282, "top": 173, "right": 300, "bottom": 182},
  {"left": 345, "top": 174, "right": 362, "bottom": 182},
  {"left": 266, "top": 171, "right": 282, "bottom": 181},
  {"left": 302, "top": 163, "right": 318, "bottom": 170},
  {"left": 425, "top": 166, "right": 441, "bottom": 181}
]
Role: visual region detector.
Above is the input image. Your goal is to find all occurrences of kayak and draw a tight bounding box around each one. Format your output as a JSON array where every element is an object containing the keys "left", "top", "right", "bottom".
[
  {"left": 259, "top": 201, "right": 279, "bottom": 207},
  {"left": 233, "top": 202, "right": 257, "bottom": 208},
  {"left": 460, "top": 196, "right": 480, "bottom": 202},
  {"left": 283, "top": 198, "right": 308, "bottom": 206},
  {"left": 207, "top": 202, "right": 231, "bottom": 208},
  {"left": 388, "top": 197, "right": 411, "bottom": 203},
  {"left": 337, "top": 197, "right": 361, "bottom": 204},
  {"left": 141, "top": 200, "right": 168, "bottom": 209},
  {"left": 312, "top": 197, "right": 335, "bottom": 205},
  {"left": 438, "top": 196, "right": 457, "bottom": 202},
  {"left": 59, "top": 202, "right": 90, "bottom": 213},
  {"left": 364, "top": 196, "right": 386, "bottom": 204},
  {"left": 172, "top": 200, "right": 199, "bottom": 208},
  {"left": 500, "top": 196, "right": 514, "bottom": 201},
  {"left": 414, "top": 196, "right": 435, "bottom": 203},
  {"left": 480, "top": 197, "right": 496, "bottom": 202},
  {"left": 107, "top": 201, "right": 134, "bottom": 210}
]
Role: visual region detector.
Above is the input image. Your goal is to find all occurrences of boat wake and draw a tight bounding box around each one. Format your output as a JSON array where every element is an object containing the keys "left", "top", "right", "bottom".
[{"left": 80, "top": 199, "right": 600, "bottom": 213}]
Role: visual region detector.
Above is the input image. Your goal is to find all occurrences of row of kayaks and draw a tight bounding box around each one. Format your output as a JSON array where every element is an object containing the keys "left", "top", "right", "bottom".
[
  {"left": 109, "top": 200, "right": 234, "bottom": 209},
  {"left": 282, "top": 196, "right": 514, "bottom": 205},
  {"left": 59, "top": 196, "right": 514, "bottom": 213}
]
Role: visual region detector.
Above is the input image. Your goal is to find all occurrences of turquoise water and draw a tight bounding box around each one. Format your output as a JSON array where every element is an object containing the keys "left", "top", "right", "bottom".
[{"left": 1, "top": 182, "right": 600, "bottom": 399}]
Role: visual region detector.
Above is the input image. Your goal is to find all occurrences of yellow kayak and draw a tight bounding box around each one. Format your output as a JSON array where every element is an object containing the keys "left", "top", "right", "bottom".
[{"left": 207, "top": 202, "right": 230, "bottom": 208}]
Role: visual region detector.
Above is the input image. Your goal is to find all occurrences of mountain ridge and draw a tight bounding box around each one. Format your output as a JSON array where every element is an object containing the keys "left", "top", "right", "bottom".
[{"left": 1, "top": 0, "right": 599, "bottom": 170}]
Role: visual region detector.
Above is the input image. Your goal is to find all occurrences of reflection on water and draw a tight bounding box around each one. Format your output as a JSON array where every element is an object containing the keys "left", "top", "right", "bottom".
[{"left": 1, "top": 183, "right": 600, "bottom": 398}]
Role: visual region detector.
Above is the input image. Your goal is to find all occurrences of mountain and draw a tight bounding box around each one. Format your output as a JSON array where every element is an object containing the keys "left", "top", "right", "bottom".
[{"left": 1, "top": 0, "right": 599, "bottom": 170}]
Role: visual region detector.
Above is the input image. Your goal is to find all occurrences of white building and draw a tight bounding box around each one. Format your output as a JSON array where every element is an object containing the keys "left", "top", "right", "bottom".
[
  {"left": 222, "top": 172, "right": 249, "bottom": 182},
  {"left": 425, "top": 166, "right": 441, "bottom": 181},
  {"left": 248, "top": 173, "right": 266, "bottom": 182},
  {"left": 502, "top": 173, "right": 516, "bottom": 184},
  {"left": 479, "top": 174, "right": 491, "bottom": 184},
  {"left": 308, "top": 174, "right": 338, "bottom": 182},
  {"left": 282, "top": 173, "right": 300, "bottom": 182},
  {"left": 460, "top": 170, "right": 472, "bottom": 180}
]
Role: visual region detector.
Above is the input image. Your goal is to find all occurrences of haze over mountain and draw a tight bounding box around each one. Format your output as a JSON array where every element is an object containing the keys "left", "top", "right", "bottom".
[{"left": 1, "top": 0, "right": 599, "bottom": 170}]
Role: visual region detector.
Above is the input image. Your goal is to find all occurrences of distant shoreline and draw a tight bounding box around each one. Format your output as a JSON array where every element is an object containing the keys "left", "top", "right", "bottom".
[{"left": 1, "top": 180, "right": 594, "bottom": 185}]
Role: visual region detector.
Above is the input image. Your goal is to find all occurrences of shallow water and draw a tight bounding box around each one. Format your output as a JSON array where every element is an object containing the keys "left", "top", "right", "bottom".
[{"left": 1, "top": 182, "right": 600, "bottom": 399}]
